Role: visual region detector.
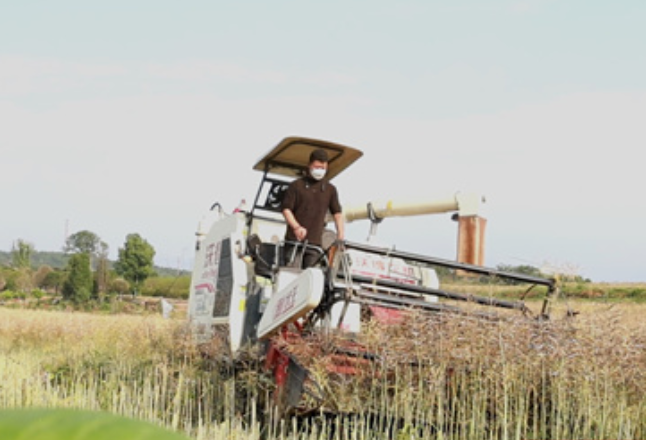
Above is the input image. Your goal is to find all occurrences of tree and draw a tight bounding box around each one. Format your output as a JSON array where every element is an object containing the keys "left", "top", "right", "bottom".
[
  {"left": 12, "top": 239, "right": 33, "bottom": 269},
  {"left": 496, "top": 263, "right": 544, "bottom": 285},
  {"left": 94, "top": 257, "right": 110, "bottom": 297},
  {"left": 42, "top": 270, "right": 65, "bottom": 294},
  {"left": 62, "top": 253, "right": 93, "bottom": 303},
  {"left": 33, "top": 265, "right": 54, "bottom": 288},
  {"left": 64, "top": 230, "right": 102, "bottom": 255},
  {"left": 496, "top": 264, "right": 543, "bottom": 278},
  {"left": 64, "top": 230, "right": 109, "bottom": 267},
  {"left": 94, "top": 241, "right": 110, "bottom": 296},
  {"left": 114, "top": 234, "right": 156, "bottom": 295},
  {"left": 10, "top": 240, "right": 34, "bottom": 292}
]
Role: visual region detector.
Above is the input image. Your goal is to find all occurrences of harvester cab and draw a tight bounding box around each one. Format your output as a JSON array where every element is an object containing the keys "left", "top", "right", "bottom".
[
  {"left": 188, "top": 136, "right": 365, "bottom": 353},
  {"left": 187, "top": 136, "right": 560, "bottom": 414}
]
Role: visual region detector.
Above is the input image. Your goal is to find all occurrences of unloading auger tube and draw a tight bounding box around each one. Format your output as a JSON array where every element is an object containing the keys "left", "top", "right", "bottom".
[
  {"left": 343, "top": 192, "right": 484, "bottom": 223},
  {"left": 341, "top": 192, "right": 487, "bottom": 267}
]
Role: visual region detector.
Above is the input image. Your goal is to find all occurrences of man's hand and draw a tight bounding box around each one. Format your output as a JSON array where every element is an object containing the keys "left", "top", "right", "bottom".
[
  {"left": 294, "top": 225, "right": 307, "bottom": 241},
  {"left": 284, "top": 209, "right": 308, "bottom": 241}
]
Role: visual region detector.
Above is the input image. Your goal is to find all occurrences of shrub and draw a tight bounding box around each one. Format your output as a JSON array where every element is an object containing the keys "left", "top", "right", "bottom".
[
  {"left": 30, "top": 289, "right": 46, "bottom": 299},
  {"left": 0, "top": 290, "right": 25, "bottom": 301},
  {"left": 109, "top": 278, "right": 130, "bottom": 296},
  {"left": 141, "top": 276, "right": 190, "bottom": 299}
]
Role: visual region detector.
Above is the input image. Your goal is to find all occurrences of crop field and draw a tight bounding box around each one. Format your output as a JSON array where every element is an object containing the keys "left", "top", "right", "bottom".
[{"left": 1, "top": 299, "right": 645, "bottom": 439}]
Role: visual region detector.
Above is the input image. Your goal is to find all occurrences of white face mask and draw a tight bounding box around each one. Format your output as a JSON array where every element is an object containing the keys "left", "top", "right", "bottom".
[{"left": 310, "top": 167, "right": 326, "bottom": 181}]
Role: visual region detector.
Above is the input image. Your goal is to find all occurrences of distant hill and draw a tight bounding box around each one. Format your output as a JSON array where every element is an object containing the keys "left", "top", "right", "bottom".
[
  {"left": 0, "top": 250, "right": 69, "bottom": 269},
  {"left": 0, "top": 250, "right": 189, "bottom": 277}
]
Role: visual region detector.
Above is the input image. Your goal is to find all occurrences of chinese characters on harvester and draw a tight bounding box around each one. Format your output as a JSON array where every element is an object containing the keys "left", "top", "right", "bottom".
[
  {"left": 273, "top": 285, "right": 298, "bottom": 321},
  {"left": 202, "top": 242, "right": 222, "bottom": 280}
]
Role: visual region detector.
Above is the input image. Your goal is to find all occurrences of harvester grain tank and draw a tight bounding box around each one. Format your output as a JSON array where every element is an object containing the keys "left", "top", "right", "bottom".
[{"left": 187, "top": 136, "right": 560, "bottom": 415}]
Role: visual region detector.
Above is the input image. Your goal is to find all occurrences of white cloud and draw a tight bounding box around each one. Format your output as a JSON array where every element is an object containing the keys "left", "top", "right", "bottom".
[
  {"left": 0, "top": 56, "right": 128, "bottom": 96},
  {"left": 0, "top": 56, "right": 362, "bottom": 102},
  {"left": 142, "top": 60, "right": 287, "bottom": 84},
  {"left": 509, "top": 0, "right": 556, "bottom": 14}
]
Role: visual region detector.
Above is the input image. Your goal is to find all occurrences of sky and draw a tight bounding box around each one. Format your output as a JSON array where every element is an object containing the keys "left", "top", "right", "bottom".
[{"left": 2, "top": 0, "right": 645, "bottom": 282}]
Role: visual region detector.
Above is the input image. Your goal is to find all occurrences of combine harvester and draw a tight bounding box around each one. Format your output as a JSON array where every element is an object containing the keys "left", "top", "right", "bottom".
[{"left": 187, "top": 136, "right": 560, "bottom": 417}]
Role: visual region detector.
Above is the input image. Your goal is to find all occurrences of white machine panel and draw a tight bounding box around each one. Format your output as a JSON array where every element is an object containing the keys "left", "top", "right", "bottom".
[{"left": 257, "top": 268, "right": 325, "bottom": 339}]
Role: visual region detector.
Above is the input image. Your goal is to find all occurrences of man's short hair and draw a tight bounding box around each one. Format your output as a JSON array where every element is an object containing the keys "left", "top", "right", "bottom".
[{"left": 309, "top": 148, "right": 329, "bottom": 164}]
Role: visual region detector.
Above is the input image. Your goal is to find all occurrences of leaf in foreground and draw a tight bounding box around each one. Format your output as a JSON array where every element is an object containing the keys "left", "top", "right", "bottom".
[{"left": 0, "top": 408, "right": 190, "bottom": 440}]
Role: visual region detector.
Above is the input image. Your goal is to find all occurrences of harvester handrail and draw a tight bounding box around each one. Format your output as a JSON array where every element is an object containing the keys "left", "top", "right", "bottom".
[{"left": 343, "top": 240, "right": 556, "bottom": 288}]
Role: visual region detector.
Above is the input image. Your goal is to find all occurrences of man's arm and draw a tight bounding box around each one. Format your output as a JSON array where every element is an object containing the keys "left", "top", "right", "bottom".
[
  {"left": 283, "top": 208, "right": 307, "bottom": 241},
  {"left": 333, "top": 212, "right": 345, "bottom": 241}
]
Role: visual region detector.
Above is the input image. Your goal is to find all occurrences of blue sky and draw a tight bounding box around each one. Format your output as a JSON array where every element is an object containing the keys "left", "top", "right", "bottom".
[{"left": 2, "top": 1, "right": 645, "bottom": 282}]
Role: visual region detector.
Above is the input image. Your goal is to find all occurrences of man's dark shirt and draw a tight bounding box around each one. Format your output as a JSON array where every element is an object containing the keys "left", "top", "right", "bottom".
[{"left": 281, "top": 176, "right": 342, "bottom": 246}]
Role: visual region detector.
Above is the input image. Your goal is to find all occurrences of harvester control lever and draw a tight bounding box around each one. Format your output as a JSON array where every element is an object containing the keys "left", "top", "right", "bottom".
[{"left": 367, "top": 202, "right": 384, "bottom": 239}]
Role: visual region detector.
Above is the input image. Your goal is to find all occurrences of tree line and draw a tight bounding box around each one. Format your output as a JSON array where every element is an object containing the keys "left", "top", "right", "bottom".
[{"left": 1, "top": 230, "right": 157, "bottom": 303}]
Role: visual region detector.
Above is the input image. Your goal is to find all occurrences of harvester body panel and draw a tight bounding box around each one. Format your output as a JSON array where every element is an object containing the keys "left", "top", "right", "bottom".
[
  {"left": 188, "top": 212, "right": 250, "bottom": 353},
  {"left": 257, "top": 268, "right": 325, "bottom": 339}
]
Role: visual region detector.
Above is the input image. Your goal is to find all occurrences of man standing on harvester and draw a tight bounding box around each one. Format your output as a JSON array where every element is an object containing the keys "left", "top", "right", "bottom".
[{"left": 281, "top": 148, "right": 345, "bottom": 268}]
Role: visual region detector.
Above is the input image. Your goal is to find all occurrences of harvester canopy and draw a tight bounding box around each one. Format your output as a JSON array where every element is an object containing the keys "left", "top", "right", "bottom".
[{"left": 252, "top": 136, "right": 363, "bottom": 180}]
